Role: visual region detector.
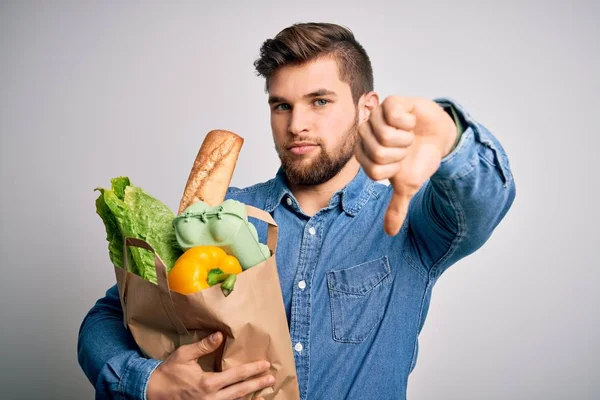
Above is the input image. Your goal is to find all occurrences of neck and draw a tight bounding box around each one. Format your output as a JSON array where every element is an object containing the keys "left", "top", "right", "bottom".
[{"left": 287, "top": 158, "right": 360, "bottom": 216}]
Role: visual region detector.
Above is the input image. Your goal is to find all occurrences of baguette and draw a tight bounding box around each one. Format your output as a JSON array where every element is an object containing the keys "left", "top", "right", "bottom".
[{"left": 178, "top": 129, "right": 244, "bottom": 214}]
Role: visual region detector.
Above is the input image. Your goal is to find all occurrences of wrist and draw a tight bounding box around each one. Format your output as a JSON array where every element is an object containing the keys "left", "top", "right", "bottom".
[
  {"left": 436, "top": 99, "right": 466, "bottom": 157},
  {"left": 146, "top": 364, "right": 167, "bottom": 400},
  {"left": 145, "top": 361, "right": 165, "bottom": 400},
  {"left": 439, "top": 109, "right": 460, "bottom": 157}
]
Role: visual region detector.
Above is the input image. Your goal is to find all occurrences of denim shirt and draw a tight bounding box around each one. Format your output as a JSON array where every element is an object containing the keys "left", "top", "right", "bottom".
[{"left": 78, "top": 98, "right": 516, "bottom": 399}]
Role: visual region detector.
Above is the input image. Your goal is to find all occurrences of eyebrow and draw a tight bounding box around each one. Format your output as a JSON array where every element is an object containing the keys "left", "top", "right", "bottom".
[{"left": 268, "top": 88, "right": 338, "bottom": 105}]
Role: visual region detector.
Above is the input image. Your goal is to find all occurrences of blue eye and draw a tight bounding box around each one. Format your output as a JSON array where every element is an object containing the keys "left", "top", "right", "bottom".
[
  {"left": 315, "top": 99, "right": 329, "bottom": 106},
  {"left": 275, "top": 103, "right": 291, "bottom": 111}
]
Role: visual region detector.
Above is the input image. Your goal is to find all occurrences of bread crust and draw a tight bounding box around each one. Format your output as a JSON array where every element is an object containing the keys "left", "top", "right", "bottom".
[{"left": 178, "top": 129, "right": 244, "bottom": 214}]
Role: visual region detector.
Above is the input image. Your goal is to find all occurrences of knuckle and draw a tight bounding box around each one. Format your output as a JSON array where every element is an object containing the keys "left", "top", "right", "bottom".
[
  {"left": 382, "top": 96, "right": 398, "bottom": 108},
  {"left": 383, "top": 97, "right": 401, "bottom": 113},
  {"left": 256, "top": 376, "right": 272, "bottom": 390},
  {"left": 251, "top": 362, "right": 268, "bottom": 378},
  {"left": 386, "top": 107, "right": 401, "bottom": 122},
  {"left": 378, "top": 129, "right": 394, "bottom": 146},
  {"left": 367, "top": 165, "right": 386, "bottom": 181},
  {"left": 372, "top": 148, "right": 387, "bottom": 164},
  {"left": 240, "top": 364, "right": 254, "bottom": 379},
  {"left": 253, "top": 362, "right": 265, "bottom": 375},
  {"left": 381, "top": 97, "right": 390, "bottom": 110},
  {"left": 257, "top": 376, "right": 270, "bottom": 388},
  {"left": 374, "top": 169, "right": 387, "bottom": 181},
  {"left": 199, "top": 376, "right": 216, "bottom": 392}
]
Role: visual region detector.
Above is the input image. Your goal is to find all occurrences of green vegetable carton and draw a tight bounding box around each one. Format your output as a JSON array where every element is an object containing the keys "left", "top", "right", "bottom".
[{"left": 174, "top": 199, "right": 272, "bottom": 270}]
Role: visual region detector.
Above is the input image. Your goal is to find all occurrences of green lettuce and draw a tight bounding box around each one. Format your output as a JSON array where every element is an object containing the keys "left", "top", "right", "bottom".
[{"left": 95, "top": 177, "right": 182, "bottom": 284}]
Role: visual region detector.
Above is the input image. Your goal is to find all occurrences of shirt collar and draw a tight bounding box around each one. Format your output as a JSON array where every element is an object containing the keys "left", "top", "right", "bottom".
[{"left": 264, "top": 166, "right": 374, "bottom": 217}]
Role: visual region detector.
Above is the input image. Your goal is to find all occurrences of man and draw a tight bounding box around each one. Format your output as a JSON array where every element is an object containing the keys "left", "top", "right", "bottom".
[{"left": 78, "top": 22, "right": 516, "bottom": 399}]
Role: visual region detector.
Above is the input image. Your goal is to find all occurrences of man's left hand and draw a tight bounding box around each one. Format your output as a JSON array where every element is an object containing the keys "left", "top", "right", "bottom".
[{"left": 355, "top": 96, "right": 458, "bottom": 236}]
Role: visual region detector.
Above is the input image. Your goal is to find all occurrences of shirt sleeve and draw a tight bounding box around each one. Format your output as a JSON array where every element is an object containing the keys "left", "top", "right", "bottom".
[
  {"left": 77, "top": 284, "right": 162, "bottom": 399},
  {"left": 405, "top": 97, "right": 516, "bottom": 278}
]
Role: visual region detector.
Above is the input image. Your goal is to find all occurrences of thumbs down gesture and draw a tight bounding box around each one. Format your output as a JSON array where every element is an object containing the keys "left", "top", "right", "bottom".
[{"left": 355, "top": 96, "right": 459, "bottom": 236}]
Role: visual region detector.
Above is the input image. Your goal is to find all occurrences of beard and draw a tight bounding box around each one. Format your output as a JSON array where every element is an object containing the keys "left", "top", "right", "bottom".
[{"left": 275, "top": 111, "right": 360, "bottom": 186}]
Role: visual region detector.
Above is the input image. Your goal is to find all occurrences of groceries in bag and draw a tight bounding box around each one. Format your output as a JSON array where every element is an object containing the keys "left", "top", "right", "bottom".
[{"left": 93, "top": 128, "right": 300, "bottom": 399}]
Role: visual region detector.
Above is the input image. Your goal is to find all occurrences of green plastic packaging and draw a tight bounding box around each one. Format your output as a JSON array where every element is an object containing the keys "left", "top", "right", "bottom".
[{"left": 173, "top": 199, "right": 271, "bottom": 270}]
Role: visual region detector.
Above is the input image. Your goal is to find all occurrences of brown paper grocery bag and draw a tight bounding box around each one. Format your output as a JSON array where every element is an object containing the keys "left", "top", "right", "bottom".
[{"left": 114, "top": 205, "right": 300, "bottom": 400}]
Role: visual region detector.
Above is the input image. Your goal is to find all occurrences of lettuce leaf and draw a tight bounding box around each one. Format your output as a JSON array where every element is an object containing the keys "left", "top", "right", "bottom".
[
  {"left": 95, "top": 188, "right": 126, "bottom": 269},
  {"left": 95, "top": 177, "right": 182, "bottom": 284},
  {"left": 111, "top": 176, "right": 130, "bottom": 200}
]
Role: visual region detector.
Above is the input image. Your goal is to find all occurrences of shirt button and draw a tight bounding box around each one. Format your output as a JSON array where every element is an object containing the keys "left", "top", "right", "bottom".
[
  {"left": 308, "top": 227, "right": 316, "bottom": 235},
  {"left": 298, "top": 280, "right": 306, "bottom": 290},
  {"left": 294, "top": 342, "right": 303, "bottom": 352},
  {"left": 286, "top": 197, "right": 292, "bottom": 206}
]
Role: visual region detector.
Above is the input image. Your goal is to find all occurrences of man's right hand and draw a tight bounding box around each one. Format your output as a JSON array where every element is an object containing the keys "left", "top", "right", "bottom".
[{"left": 147, "top": 331, "right": 274, "bottom": 400}]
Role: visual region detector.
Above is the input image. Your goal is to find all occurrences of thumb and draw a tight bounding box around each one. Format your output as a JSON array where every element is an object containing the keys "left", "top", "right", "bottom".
[
  {"left": 180, "top": 332, "right": 223, "bottom": 361},
  {"left": 384, "top": 187, "right": 410, "bottom": 236}
]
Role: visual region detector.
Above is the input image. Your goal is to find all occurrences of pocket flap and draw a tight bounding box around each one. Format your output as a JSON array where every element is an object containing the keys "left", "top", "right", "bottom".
[{"left": 327, "top": 256, "right": 391, "bottom": 295}]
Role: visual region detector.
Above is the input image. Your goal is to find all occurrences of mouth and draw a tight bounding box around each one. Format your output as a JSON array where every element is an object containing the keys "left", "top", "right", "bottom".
[{"left": 287, "top": 141, "right": 319, "bottom": 155}]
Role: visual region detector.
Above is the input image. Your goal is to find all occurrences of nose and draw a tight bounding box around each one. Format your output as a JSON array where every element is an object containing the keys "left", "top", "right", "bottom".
[{"left": 288, "top": 107, "right": 310, "bottom": 135}]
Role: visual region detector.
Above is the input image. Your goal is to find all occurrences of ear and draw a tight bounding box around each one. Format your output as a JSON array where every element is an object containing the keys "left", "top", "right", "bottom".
[{"left": 358, "top": 91, "right": 380, "bottom": 123}]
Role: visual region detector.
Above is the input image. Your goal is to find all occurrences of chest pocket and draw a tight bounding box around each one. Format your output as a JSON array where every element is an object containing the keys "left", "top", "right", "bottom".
[{"left": 327, "top": 256, "right": 393, "bottom": 343}]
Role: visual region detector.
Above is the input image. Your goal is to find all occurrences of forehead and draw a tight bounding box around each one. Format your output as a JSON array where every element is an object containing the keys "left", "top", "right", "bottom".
[{"left": 268, "top": 57, "right": 351, "bottom": 97}]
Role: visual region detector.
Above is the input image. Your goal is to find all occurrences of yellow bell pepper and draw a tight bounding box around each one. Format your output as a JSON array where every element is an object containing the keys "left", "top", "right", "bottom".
[{"left": 168, "top": 246, "right": 242, "bottom": 296}]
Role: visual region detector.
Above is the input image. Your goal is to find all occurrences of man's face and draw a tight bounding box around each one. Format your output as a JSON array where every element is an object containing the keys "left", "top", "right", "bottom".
[{"left": 268, "top": 56, "right": 360, "bottom": 186}]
